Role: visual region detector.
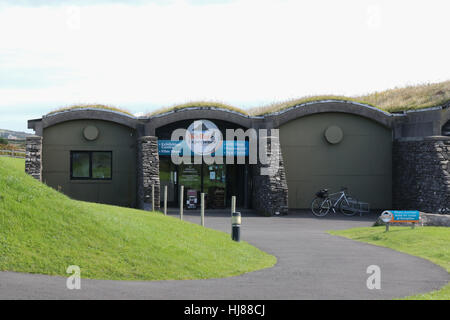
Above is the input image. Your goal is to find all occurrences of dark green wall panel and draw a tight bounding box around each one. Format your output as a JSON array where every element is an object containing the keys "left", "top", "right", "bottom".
[
  {"left": 42, "top": 120, "right": 137, "bottom": 207},
  {"left": 280, "top": 113, "right": 392, "bottom": 209}
]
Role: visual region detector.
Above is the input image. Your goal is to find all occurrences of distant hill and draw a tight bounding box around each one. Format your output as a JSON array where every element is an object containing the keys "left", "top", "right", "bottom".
[{"left": 0, "top": 129, "right": 33, "bottom": 141}]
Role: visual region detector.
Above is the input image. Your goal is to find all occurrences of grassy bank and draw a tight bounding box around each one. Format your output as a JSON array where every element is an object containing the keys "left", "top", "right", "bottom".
[
  {"left": 0, "top": 157, "right": 276, "bottom": 280},
  {"left": 329, "top": 226, "right": 450, "bottom": 299}
]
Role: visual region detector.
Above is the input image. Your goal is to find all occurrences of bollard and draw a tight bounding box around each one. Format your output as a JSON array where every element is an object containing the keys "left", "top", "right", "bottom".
[
  {"left": 231, "top": 211, "right": 241, "bottom": 242},
  {"left": 231, "top": 196, "right": 236, "bottom": 216},
  {"left": 151, "top": 183, "right": 155, "bottom": 212},
  {"left": 164, "top": 185, "right": 168, "bottom": 216},
  {"left": 180, "top": 185, "right": 184, "bottom": 220},
  {"left": 201, "top": 192, "right": 205, "bottom": 227}
]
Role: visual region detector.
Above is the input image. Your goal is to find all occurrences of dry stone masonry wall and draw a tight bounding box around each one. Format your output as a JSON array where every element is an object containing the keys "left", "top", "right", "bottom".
[
  {"left": 393, "top": 136, "right": 450, "bottom": 214},
  {"left": 252, "top": 132, "right": 289, "bottom": 216},
  {"left": 25, "top": 136, "right": 42, "bottom": 181},
  {"left": 137, "top": 136, "right": 161, "bottom": 211}
]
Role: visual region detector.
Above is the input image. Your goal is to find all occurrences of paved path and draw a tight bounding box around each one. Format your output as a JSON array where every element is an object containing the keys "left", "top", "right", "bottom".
[{"left": 0, "top": 210, "right": 448, "bottom": 299}]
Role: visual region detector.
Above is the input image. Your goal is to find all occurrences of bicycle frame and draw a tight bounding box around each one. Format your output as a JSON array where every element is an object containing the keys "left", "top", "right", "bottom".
[
  {"left": 312, "top": 187, "right": 359, "bottom": 217},
  {"left": 324, "top": 191, "right": 348, "bottom": 212}
]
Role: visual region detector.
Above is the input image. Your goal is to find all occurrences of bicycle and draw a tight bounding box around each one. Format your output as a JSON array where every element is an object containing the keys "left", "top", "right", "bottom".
[{"left": 311, "top": 187, "right": 357, "bottom": 217}]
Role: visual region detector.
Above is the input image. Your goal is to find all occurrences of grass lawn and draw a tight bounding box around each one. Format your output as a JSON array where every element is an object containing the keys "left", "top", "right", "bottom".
[
  {"left": 329, "top": 226, "right": 450, "bottom": 300},
  {"left": 0, "top": 157, "right": 276, "bottom": 280}
]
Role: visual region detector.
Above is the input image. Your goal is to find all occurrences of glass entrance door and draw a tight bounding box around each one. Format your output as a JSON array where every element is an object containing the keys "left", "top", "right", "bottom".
[
  {"left": 203, "top": 164, "right": 226, "bottom": 208},
  {"left": 178, "top": 164, "right": 202, "bottom": 208},
  {"left": 160, "top": 159, "right": 232, "bottom": 209},
  {"left": 159, "top": 157, "right": 177, "bottom": 205}
]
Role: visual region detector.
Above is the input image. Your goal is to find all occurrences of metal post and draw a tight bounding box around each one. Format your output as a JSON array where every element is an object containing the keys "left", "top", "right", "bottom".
[
  {"left": 201, "top": 192, "right": 205, "bottom": 227},
  {"left": 411, "top": 222, "right": 415, "bottom": 229},
  {"left": 385, "top": 223, "right": 390, "bottom": 232},
  {"left": 180, "top": 185, "right": 184, "bottom": 220},
  {"left": 151, "top": 183, "right": 155, "bottom": 212},
  {"left": 231, "top": 211, "right": 241, "bottom": 242},
  {"left": 231, "top": 196, "right": 236, "bottom": 216},
  {"left": 164, "top": 185, "right": 168, "bottom": 216}
]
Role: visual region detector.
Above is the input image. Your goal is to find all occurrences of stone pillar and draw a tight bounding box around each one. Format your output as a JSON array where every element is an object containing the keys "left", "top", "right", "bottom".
[
  {"left": 25, "top": 136, "right": 43, "bottom": 181},
  {"left": 137, "top": 136, "right": 160, "bottom": 211},
  {"left": 393, "top": 136, "right": 450, "bottom": 214},
  {"left": 252, "top": 131, "right": 289, "bottom": 216}
]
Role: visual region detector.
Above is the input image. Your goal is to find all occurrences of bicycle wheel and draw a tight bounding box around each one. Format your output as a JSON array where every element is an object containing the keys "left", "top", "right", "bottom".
[
  {"left": 311, "top": 197, "right": 331, "bottom": 217},
  {"left": 339, "top": 198, "right": 357, "bottom": 216}
]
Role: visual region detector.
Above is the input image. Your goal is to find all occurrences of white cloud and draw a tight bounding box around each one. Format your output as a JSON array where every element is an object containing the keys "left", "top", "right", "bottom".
[{"left": 0, "top": 0, "right": 449, "bottom": 130}]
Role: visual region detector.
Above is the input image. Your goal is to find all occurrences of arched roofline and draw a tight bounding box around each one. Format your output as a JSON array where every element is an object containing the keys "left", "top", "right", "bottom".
[
  {"left": 146, "top": 107, "right": 261, "bottom": 134},
  {"left": 266, "top": 100, "right": 395, "bottom": 128},
  {"left": 41, "top": 108, "right": 140, "bottom": 130}
]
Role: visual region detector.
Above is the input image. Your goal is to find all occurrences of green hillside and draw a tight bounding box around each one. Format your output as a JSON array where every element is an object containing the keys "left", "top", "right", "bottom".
[{"left": 0, "top": 157, "right": 275, "bottom": 280}]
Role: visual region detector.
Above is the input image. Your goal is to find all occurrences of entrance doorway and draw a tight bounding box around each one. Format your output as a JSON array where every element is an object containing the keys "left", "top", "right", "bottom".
[{"left": 159, "top": 157, "right": 251, "bottom": 209}]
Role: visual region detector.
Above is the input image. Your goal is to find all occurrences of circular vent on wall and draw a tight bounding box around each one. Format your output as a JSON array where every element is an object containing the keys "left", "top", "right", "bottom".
[
  {"left": 83, "top": 125, "right": 99, "bottom": 141},
  {"left": 324, "top": 125, "right": 343, "bottom": 144}
]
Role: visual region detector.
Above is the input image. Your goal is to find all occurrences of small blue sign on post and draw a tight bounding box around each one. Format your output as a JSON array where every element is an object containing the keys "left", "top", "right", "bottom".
[
  {"left": 380, "top": 210, "right": 420, "bottom": 231},
  {"left": 390, "top": 210, "right": 420, "bottom": 222}
]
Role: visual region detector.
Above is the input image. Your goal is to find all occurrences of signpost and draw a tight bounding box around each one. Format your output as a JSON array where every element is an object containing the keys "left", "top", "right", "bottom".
[{"left": 380, "top": 210, "right": 420, "bottom": 231}]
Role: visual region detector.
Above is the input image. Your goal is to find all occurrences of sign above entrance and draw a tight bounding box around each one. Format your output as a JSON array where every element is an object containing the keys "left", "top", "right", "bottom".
[
  {"left": 185, "top": 120, "right": 222, "bottom": 156},
  {"left": 158, "top": 140, "right": 249, "bottom": 156}
]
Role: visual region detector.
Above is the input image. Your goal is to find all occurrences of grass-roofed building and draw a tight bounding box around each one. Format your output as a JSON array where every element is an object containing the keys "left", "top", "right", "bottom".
[{"left": 26, "top": 82, "right": 450, "bottom": 215}]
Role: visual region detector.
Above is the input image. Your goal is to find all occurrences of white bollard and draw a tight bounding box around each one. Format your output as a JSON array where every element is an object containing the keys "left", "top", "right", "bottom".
[
  {"left": 164, "top": 185, "right": 168, "bottom": 216},
  {"left": 152, "top": 183, "right": 155, "bottom": 212},
  {"left": 201, "top": 192, "right": 205, "bottom": 227},
  {"left": 231, "top": 196, "right": 236, "bottom": 216},
  {"left": 180, "top": 185, "right": 184, "bottom": 220}
]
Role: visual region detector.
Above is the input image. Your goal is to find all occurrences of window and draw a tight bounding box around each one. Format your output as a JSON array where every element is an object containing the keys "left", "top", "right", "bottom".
[{"left": 70, "top": 151, "right": 112, "bottom": 180}]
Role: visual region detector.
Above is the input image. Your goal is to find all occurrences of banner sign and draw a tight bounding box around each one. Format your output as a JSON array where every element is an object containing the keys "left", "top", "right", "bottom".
[
  {"left": 158, "top": 140, "right": 249, "bottom": 156},
  {"left": 158, "top": 140, "right": 181, "bottom": 156},
  {"left": 381, "top": 210, "right": 420, "bottom": 223}
]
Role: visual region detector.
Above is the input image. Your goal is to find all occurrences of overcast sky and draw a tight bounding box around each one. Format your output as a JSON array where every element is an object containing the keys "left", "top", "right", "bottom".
[{"left": 0, "top": 0, "right": 449, "bottom": 132}]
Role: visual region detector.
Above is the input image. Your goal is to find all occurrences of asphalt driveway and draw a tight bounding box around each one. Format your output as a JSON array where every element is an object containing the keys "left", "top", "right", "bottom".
[{"left": 0, "top": 210, "right": 448, "bottom": 299}]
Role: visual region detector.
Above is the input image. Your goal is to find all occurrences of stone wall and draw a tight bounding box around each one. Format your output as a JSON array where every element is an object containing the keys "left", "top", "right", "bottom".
[
  {"left": 252, "top": 132, "right": 289, "bottom": 216},
  {"left": 137, "top": 136, "right": 160, "bottom": 211},
  {"left": 421, "top": 212, "right": 450, "bottom": 226},
  {"left": 25, "top": 136, "right": 42, "bottom": 181},
  {"left": 393, "top": 136, "right": 450, "bottom": 214}
]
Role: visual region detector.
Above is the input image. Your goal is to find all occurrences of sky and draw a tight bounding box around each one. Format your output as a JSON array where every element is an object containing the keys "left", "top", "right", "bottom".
[{"left": 0, "top": 0, "right": 449, "bottom": 132}]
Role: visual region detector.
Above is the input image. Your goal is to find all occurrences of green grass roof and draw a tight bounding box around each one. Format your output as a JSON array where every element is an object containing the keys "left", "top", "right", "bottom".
[
  {"left": 147, "top": 101, "right": 250, "bottom": 117},
  {"left": 46, "top": 104, "right": 135, "bottom": 117},
  {"left": 355, "top": 80, "right": 450, "bottom": 113},
  {"left": 250, "top": 80, "right": 450, "bottom": 115},
  {"left": 44, "top": 80, "right": 450, "bottom": 118}
]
